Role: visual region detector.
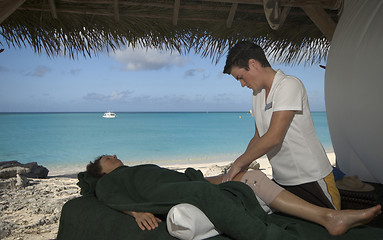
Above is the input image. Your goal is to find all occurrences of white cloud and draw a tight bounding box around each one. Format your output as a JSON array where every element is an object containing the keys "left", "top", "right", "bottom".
[
  {"left": 83, "top": 90, "right": 133, "bottom": 101},
  {"left": 214, "top": 93, "right": 242, "bottom": 103},
  {"left": 184, "top": 68, "right": 205, "bottom": 77},
  {"left": 0, "top": 66, "right": 9, "bottom": 72},
  {"left": 27, "top": 66, "right": 52, "bottom": 77},
  {"left": 70, "top": 69, "right": 81, "bottom": 75},
  {"left": 111, "top": 47, "right": 188, "bottom": 71},
  {"left": 109, "top": 90, "right": 132, "bottom": 101},
  {"left": 83, "top": 93, "right": 106, "bottom": 101}
]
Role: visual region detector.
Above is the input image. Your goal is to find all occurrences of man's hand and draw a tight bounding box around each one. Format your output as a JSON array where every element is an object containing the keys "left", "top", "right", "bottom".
[
  {"left": 222, "top": 162, "right": 246, "bottom": 182},
  {"left": 123, "top": 211, "right": 162, "bottom": 231}
]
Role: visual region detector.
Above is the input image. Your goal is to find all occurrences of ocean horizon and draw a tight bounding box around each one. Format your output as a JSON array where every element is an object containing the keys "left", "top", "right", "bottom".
[{"left": 0, "top": 111, "right": 333, "bottom": 174}]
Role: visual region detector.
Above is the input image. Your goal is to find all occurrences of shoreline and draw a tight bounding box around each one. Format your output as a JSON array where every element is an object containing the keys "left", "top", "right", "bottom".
[
  {"left": 46, "top": 152, "right": 244, "bottom": 177},
  {"left": 48, "top": 151, "right": 336, "bottom": 178}
]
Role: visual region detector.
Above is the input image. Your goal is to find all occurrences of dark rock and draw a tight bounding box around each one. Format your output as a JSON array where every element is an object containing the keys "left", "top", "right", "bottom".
[
  {"left": 23, "top": 162, "right": 49, "bottom": 179},
  {"left": 0, "top": 161, "right": 49, "bottom": 179},
  {"left": 16, "top": 174, "right": 29, "bottom": 188},
  {"left": 0, "top": 161, "right": 20, "bottom": 169},
  {"left": 0, "top": 166, "right": 30, "bottom": 179}
]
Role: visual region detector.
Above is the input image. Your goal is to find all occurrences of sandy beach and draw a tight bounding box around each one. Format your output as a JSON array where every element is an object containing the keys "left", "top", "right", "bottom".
[{"left": 0, "top": 153, "right": 336, "bottom": 240}]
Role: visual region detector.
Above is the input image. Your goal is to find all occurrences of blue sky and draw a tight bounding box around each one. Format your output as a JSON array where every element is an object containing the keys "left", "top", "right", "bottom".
[{"left": 0, "top": 42, "right": 327, "bottom": 112}]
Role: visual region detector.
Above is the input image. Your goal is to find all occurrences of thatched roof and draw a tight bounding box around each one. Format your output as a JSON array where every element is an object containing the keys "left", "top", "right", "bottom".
[{"left": 0, "top": 0, "right": 343, "bottom": 64}]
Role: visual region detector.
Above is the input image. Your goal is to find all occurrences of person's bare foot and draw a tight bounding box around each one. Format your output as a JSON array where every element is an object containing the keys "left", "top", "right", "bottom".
[{"left": 325, "top": 204, "right": 382, "bottom": 236}]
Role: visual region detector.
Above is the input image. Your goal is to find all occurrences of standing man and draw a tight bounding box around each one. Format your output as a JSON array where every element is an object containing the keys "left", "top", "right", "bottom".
[{"left": 222, "top": 41, "right": 340, "bottom": 210}]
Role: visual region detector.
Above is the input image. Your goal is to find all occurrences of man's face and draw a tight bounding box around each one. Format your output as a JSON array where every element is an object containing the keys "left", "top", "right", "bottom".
[
  {"left": 230, "top": 61, "right": 261, "bottom": 92},
  {"left": 100, "top": 155, "right": 123, "bottom": 174}
]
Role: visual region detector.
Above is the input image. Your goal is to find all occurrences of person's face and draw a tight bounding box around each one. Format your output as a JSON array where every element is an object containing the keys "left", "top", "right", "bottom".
[
  {"left": 100, "top": 155, "right": 123, "bottom": 174},
  {"left": 230, "top": 59, "right": 262, "bottom": 92}
]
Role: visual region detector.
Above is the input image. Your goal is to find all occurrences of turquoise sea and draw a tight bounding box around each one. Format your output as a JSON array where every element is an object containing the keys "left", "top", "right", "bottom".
[{"left": 0, "top": 112, "right": 333, "bottom": 173}]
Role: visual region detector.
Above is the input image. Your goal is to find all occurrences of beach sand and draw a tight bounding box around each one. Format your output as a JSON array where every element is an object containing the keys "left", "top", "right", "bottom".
[{"left": 0, "top": 153, "right": 336, "bottom": 240}]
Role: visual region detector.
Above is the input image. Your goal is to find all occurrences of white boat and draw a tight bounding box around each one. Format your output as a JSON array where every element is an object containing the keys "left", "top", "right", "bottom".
[{"left": 102, "top": 111, "right": 116, "bottom": 118}]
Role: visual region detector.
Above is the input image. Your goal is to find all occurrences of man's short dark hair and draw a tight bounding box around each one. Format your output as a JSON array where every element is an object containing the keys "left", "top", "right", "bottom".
[
  {"left": 223, "top": 41, "right": 271, "bottom": 74},
  {"left": 86, "top": 155, "right": 106, "bottom": 178}
]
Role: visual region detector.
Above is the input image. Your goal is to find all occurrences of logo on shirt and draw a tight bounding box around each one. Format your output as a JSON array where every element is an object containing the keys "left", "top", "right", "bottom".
[{"left": 265, "top": 102, "right": 273, "bottom": 111}]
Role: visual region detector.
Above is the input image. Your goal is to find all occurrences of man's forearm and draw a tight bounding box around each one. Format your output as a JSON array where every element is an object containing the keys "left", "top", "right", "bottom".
[
  {"left": 236, "top": 132, "right": 277, "bottom": 168},
  {"left": 237, "top": 110, "right": 294, "bottom": 168},
  {"left": 244, "top": 134, "right": 259, "bottom": 153}
]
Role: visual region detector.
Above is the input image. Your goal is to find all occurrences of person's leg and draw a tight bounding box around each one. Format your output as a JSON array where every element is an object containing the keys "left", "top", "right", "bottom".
[
  {"left": 240, "top": 170, "right": 283, "bottom": 206},
  {"left": 269, "top": 189, "right": 381, "bottom": 236},
  {"left": 206, "top": 170, "right": 382, "bottom": 236},
  {"left": 241, "top": 171, "right": 381, "bottom": 235},
  {"left": 169, "top": 181, "right": 294, "bottom": 240},
  {"left": 238, "top": 170, "right": 283, "bottom": 213},
  {"left": 205, "top": 171, "right": 246, "bottom": 184}
]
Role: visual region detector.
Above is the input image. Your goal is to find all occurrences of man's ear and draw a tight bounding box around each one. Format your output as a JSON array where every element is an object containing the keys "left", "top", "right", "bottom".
[{"left": 248, "top": 59, "right": 261, "bottom": 70}]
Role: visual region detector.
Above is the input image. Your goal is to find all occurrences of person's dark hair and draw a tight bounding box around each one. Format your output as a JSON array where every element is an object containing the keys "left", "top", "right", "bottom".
[
  {"left": 223, "top": 41, "right": 271, "bottom": 74},
  {"left": 86, "top": 155, "right": 106, "bottom": 178}
]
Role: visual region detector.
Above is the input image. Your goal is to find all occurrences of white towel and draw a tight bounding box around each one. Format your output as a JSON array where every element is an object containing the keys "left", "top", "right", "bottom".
[{"left": 166, "top": 203, "right": 221, "bottom": 240}]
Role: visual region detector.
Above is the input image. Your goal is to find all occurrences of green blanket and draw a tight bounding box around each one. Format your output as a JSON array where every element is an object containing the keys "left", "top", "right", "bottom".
[
  {"left": 57, "top": 165, "right": 383, "bottom": 240},
  {"left": 95, "top": 165, "right": 294, "bottom": 240}
]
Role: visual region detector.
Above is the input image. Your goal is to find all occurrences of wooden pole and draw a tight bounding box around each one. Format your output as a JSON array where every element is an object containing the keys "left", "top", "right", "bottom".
[
  {"left": 301, "top": 5, "right": 337, "bottom": 41},
  {"left": 0, "top": 0, "right": 26, "bottom": 24}
]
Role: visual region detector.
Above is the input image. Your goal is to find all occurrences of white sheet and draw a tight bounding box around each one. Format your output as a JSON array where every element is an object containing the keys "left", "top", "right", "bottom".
[{"left": 325, "top": 0, "right": 383, "bottom": 184}]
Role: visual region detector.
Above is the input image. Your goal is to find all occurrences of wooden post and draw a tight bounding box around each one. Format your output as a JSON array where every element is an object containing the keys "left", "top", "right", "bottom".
[
  {"left": 173, "top": 0, "right": 180, "bottom": 26},
  {"left": 227, "top": 3, "right": 238, "bottom": 28},
  {"left": 0, "top": 0, "right": 26, "bottom": 24},
  {"left": 114, "top": 0, "right": 120, "bottom": 22},
  {"left": 48, "top": 0, "right": 58, "bottom": 19},
  {"left": 301, "top": 5, "right": 337, "bottom": 41}
]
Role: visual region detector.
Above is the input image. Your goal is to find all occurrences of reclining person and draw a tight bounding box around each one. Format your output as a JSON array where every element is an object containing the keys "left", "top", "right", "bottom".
[{"left": 87, "top": 155, "right": 381, "bottom": 239}]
